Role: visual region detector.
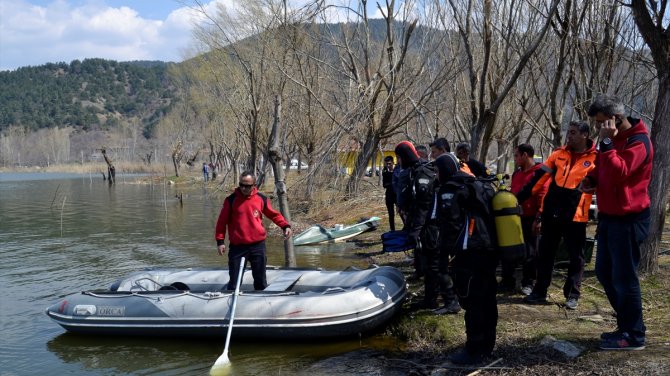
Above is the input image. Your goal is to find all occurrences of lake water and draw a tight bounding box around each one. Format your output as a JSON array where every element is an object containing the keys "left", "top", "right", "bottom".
[{"left": 0, "top": 173, "right": 401, "bottom": 375}]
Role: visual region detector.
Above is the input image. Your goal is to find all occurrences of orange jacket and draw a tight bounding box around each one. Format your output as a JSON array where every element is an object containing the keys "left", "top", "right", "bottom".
[{"left": 517, "top": 141, "right": 596, "bottom": 222}]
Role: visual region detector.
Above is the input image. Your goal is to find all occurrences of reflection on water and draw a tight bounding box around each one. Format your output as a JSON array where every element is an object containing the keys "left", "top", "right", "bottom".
[
  {"left": 0, "top": 173, "right": 396, "bottom": 375},
  {"left": 47, "top": 334, "right": 402, "bottom": 376}
]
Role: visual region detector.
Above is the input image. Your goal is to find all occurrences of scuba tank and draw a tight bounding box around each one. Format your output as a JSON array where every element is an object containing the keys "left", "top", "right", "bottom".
[{"left": 492, "top": 174, "right": 525, "bottom": 261}]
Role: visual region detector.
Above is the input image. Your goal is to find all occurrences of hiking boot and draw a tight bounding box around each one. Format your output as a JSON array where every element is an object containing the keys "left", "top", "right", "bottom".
[
  {"left": 522, "top": 292, "right": 547, "bottom": 304},
  {"left": 599, "top": 332, "right": 645, "bottom": 351},
  {"left": 411, "top": 300, "right": 439, "bottom": 310},
  {"left": 565, "top": 297, "right": 579, "bottom": 310},
  {"left": 600, "top": 329, "right": 623, "bottom": 340},
  {"left": 521, "top": 285, "right": 533, "bottom": 296},
  {"left": 497, "top": 280, "right": 515, "bottom": 293},
  {"left": 449, "top": 348, "right": 489, "bottom": 365},
  {"left": 433, "top": 300, "right": 461, "bottom": 315},
  {"left": 406, "top": 272, "right": 423, "bottom": 282}
]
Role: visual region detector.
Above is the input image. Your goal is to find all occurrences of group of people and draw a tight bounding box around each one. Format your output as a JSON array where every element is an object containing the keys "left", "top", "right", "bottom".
[
  {"left": 380, "top": 94, "right": 654, "bottom": 362},
  {"left": 202, "top": 162, "right": 218, "bottom": 182},
  {"left": 212, "top": 94, "right": 653, "bottom": 364}
]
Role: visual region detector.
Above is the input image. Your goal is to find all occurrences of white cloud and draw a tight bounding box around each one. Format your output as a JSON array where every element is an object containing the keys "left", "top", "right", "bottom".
[{"left": 0, "top": 0, "right": 235, "bottom": 71}]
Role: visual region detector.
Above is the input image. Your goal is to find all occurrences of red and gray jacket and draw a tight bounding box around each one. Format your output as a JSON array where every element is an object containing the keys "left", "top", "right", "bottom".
[
  {"left": 510, "top": 162, "right": 548, "bottom": 218},
  {"left": 215, "top": 187, "right": 290, "bottom": 246},
  {"left": 585, "top": 119, "right": 653, "bottom": 216}
]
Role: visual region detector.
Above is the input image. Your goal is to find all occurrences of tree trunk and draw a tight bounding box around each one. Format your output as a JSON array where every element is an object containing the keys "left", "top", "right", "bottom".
[
  {"left": 496, "top": 139, "right": 507, "bottom": 174},
  {"left": 639, "top": 73, "right": 670, "bottom": 274},
  {"left": 629, "top": 1, "right": 670, "bottom": 274},
  {"left": 101, "top": 148, "right": 115, "bottom": 184},
  {"left": 268, "top": 96, "right": 296, "bottom": 267},
  {"left": 346, "top": 130, "right": 379, "bottom": 196}
]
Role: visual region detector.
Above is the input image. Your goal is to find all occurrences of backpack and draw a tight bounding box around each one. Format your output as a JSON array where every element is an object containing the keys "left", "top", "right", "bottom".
[
  {"left": 437, "top": 174, "right": 497, "bottom": 254},
  {"left": 226, "top": 192, "right": 267, "bottom": 221},
  {"left": 396, "top": 161, "right": 437, "bottom": 211}
]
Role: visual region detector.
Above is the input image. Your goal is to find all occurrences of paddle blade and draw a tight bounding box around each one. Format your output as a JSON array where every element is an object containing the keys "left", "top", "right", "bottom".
[{"left": 210, "top": 353, "right": 231, "bottom": 375}]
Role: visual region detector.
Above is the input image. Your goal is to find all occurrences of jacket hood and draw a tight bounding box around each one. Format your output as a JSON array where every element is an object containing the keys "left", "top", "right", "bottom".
[
  {"left": 434, "top": 153, "right": 460, "bottom": 183},
  {"left": 616, "top": 118, "right": 649, "bottom": 140},
  {"left": 394, "top": 141, "right": 420, "bottom": 168}
]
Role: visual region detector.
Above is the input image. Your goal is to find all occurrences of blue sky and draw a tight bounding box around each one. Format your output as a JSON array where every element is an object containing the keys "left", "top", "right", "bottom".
[{"left": 0, "top": 0, "right": 221, "bottom": 70}]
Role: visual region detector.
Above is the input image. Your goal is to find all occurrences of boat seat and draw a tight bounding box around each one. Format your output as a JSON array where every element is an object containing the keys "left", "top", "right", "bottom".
[{"left": 264, "top": 271, "right": 303, "bottom": 291}]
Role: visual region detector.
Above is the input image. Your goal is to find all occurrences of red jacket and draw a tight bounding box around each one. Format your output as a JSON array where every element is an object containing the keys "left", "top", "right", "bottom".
[
  {"left": 587, "top": 119, "right": 653, "bottom": 216},
  {"left": 215, "top": 187, "right": 290, "bottom": 246},
  {"left": 511, "top": 162, "right": 548, "bottom": 218}
]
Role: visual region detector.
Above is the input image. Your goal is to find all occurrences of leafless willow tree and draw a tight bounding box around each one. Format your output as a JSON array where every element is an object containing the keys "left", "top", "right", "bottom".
[{"left": 438, "top": 0, "right": 561, "bottom": 162}]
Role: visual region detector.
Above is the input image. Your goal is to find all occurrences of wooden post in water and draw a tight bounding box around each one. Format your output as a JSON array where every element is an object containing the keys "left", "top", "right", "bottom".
[{"left": 268, "top": 96, "right": 296, "bottom": 267}]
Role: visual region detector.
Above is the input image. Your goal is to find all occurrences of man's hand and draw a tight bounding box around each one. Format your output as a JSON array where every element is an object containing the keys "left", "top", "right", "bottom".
[
  {"left": 578, "top": 178, "right": 596, "bottom": 194},
  {"left": 217, "top": 244, "right": 226, "bottom": 256},
  {"left": 598, "top": 117, "right": 619, "bottom": 140},
  {"left": 284, "top": 227, "right": 293, "bottom": 239},
  {"left": 532, "top": 219, "right": 542, "bottom": 236}
]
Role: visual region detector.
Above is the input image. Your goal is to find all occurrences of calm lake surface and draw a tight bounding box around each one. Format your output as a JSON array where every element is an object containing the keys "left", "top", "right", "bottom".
[{"left": 0, "top": 173, "right": 400, "bottom": 375}]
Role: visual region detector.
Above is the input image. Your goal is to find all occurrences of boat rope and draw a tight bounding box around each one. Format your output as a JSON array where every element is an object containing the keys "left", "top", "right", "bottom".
[{"left": 82, "top": 290, "right": 299, "bottom": 301}]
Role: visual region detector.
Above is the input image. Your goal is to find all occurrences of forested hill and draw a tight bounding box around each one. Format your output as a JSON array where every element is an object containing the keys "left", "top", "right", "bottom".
[{"left": 0, "top": 59, "right": 177, "bottom": 137}]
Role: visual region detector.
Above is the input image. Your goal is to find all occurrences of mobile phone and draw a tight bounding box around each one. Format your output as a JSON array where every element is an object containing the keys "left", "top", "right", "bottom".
[{"left": 614, "top": 116, "right": 622, "bottom": 128}]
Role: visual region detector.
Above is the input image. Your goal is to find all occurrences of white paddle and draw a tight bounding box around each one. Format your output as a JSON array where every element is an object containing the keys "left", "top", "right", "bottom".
[{"left": 210, "top": 256, "right": 246, "bottom": 373}]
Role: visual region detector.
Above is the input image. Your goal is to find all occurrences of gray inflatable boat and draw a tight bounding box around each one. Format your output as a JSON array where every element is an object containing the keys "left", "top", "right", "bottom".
[{"left": 46, "top": 265, "right": 407, "bottom": 339}]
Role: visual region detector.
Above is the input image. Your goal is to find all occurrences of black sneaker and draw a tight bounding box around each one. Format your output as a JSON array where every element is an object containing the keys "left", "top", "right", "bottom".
[
  {"left": 433, "top": 300, "right": 461, "bottom": 315},
  {"left": 449, "top": 348, "right": 489, "bottom": 365},
  {"left": 600, "top": 329, "right": 623, "bottom": 340},
  {"left": 522, "top": 292, "right": 547, "bottom": 304},
  {"left": 497, "top": 280, "right": 515, "bottom": 293},
  {"left": 599, "top": 332, "right": 645, "bottom": 351}
]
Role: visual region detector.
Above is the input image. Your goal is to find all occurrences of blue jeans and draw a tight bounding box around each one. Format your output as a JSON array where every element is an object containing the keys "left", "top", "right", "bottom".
[
  {"left": 227, "top": 241, "right": 267, "bottom": 290},
  {"left": 595, "top": 209, "right": 650, "bottom": 341}
]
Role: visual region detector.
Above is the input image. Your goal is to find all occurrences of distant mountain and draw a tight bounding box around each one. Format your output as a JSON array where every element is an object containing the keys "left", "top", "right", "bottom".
[{"left": 0, "top": 58, "right": 178, "bottom": 137}]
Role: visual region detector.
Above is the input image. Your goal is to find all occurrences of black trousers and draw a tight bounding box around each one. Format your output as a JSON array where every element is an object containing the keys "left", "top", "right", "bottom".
[
  {"left": 422, "top": 224, "right": 457, "bottom": 305},
  {"left": 227, "top": 241, "right": 267, "bottom": 290},
  {"left": 385, "top": 190, "right": 396, "bottom": 231},
  {"left": 501, "top": 216, "right": 538, "bottom": 287},
  {"left": 453, "top": 250, "right": 498, "bottom": 355},
  {"left": 533, "top": 218, "right": 586, "bottom": 299}
]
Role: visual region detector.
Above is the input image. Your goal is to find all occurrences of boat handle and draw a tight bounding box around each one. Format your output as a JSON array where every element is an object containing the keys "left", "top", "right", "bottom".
[{"left": 322, "top": 287, "right": 346, "bottom": 294}]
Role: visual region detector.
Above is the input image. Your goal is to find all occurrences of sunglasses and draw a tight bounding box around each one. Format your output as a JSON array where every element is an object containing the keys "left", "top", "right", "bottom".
[{"left": 239, "top": 183, "right": 255, "bottom": 189}]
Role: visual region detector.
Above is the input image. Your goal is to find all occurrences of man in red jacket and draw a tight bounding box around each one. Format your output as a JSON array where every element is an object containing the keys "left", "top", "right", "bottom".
[
  {"left": 499, "top": 144, "right": 548, "bottom": 295},
  {"left": 581, "top": 94, "right": 653, "bottom": 351},
  {"left": 215, "top": 171, "right": 292, "bottom": 290}
]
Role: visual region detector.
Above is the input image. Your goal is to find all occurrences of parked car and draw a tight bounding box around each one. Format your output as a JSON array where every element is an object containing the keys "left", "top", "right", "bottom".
[{"left": 289, "top": 159, "right": 309, "bottom": 170}]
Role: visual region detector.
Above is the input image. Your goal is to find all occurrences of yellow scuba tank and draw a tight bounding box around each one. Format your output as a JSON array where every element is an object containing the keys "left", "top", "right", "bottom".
[{"left": 492, "top": 174, "right": 525, "bottom": 261}]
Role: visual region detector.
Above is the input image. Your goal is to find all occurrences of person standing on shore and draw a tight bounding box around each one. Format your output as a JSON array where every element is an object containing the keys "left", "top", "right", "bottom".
[
  {"left": 581, "top": 94, "right": 653, "bottom": 351},
  {"left": 215, "top": 171, "right": 292, "bottom": 290},
  {"left": 382, "top": 156, "right": 398, "bottom": 231}
]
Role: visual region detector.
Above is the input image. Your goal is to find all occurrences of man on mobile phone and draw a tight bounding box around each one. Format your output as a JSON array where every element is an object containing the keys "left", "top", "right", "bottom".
[{"left": 580, "top": 94, "right": 653, "bottom": 351}]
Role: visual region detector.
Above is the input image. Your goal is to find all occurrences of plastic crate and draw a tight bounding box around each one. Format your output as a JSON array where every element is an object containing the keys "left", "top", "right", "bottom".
[{"left": 554, "top": 237, "right": 595, "bottom": 268}]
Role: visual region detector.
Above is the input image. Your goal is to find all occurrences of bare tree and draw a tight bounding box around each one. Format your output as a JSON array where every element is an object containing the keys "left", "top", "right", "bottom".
[
  {"left": 268, "top": 96, "right": 296, "bottom": 266},
  {"left": 628, "top": 0, "right": 670, "bottom": 274},
  {"left": 442, "top": 0, "right": 561, "bottom": 162}
]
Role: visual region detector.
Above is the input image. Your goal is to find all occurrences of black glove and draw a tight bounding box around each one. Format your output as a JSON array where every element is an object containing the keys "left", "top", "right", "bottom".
[
  {"left": 409, "top": 233, "right": 422, "bottom": 251},
  {"left": 516, "top": 186, "right": 531, "bottom": 204}
]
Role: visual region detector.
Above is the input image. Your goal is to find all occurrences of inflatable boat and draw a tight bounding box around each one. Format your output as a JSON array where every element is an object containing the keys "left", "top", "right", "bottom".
[
  {"left": 45, "top": 265, "right": 406, "bottom": 339},
  {"left": 293, "top": 217, "right": 380, "bottom": 246}
]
